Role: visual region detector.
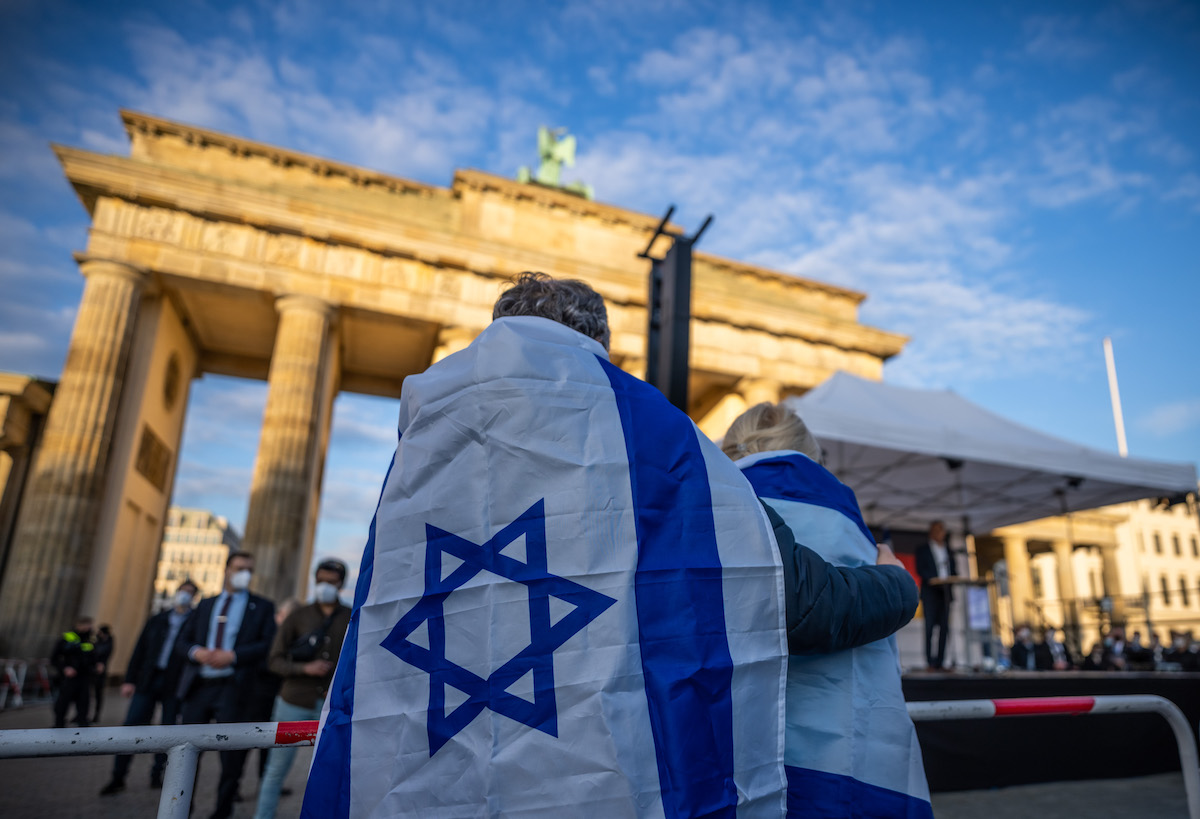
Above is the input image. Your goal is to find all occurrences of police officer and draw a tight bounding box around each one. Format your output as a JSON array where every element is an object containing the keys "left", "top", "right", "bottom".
[{"left": 51, "top": 615, "right": 100, "bottom": 728}]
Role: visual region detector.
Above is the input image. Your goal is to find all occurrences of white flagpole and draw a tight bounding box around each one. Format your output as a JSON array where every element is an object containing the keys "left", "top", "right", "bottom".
[{"left": 1103, "top": 337, "right": 1128, "bottom": 457}]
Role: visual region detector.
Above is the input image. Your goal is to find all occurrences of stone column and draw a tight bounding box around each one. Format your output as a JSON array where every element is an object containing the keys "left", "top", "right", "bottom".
[
  {"left": 243, "top": 295, "right": 336, "bottom": 604},
  {"left": 619, "top": 357, "right": 646, "bottom": 381},
  {"left": 737, "top": 377, "right": 782, "bottom": 408},
  {"left": 697, "top": 393, "right": 749, "bottom": 441},
  {"left": 432, "top": 326, "right": 477, "bottom": 365},
  {"left": 1052, "top": 539, "right": 1079, "bottom": 648},
  {"left": 1098, "top": 543, "right": 1126, "bottom": 624},
  {"left": 1001, "top": 535, "right": 1033, "bottom": 626},
  {"left": 0, "top": 260, "right": 147, "bottom": 659}
]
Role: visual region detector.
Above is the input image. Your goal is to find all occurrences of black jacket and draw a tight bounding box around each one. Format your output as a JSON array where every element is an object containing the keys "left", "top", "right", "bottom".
[
  {"left": 763, "top": 502, "right": 918, "bottom": 656},
  {"left": 124, "top": 609, "right": 189, "bottom": 692},
  {"left": 1010, "top": 640, "right": 1038, "bottom": 670},
  {"left": 915, "top": 542, "right": 958, "bottom": 602},
  {"left": 51, "top": 630, "right": 97, "bottom": 677},
  {"left": 174, "top": 592, "right": 276, "bottom": 698}
]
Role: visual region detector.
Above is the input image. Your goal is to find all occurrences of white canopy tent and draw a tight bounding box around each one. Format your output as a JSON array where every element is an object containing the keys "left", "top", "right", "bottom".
[{"left": 788, "top": 372, "right": 1198, "bottom": 535}]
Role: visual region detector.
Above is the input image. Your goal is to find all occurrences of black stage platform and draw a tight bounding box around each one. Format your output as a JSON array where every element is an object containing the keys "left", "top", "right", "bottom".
[{"left": 903, "top": 672, "right": 1200, "bottom": 792}]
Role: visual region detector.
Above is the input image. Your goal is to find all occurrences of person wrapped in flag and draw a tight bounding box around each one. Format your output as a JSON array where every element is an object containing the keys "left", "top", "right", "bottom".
[
  {"left": 304, "top": 273, "right": 920, "bottom": 818},
  {"left": 724, "top": 402, "right": 931, "bottom": 819}
]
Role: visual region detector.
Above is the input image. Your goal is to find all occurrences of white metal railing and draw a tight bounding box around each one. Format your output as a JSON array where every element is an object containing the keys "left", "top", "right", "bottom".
[
  {"left": 0, "top": 696, "right": 1196, "bottom": 818},
  {"left": 908, "top": 694, "right": 1200, "bottom": 819},
  {"left": 0, "top": 719, "right": 318, "bottom": 819}
]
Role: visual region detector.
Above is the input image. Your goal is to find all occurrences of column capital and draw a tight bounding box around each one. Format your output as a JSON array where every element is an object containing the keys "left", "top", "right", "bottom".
[
  {"left": 276, "top": 291, "right": 338, "bottom": 319},
  {"left": 76, "top": 257, "right": 148, "bottom": 286},
  {"left": 276, "top": 294, "right": 335, "bottom": 319}
]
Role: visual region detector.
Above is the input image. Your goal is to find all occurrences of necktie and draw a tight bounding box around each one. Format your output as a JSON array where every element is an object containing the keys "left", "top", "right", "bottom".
[{"left": 214, "top": 594, "right": 233, "bottom": 649}]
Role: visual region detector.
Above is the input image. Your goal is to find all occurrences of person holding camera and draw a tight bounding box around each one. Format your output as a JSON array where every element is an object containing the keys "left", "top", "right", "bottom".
[{"left": 253, "top": 559, "right": 351, "bottom": 819}]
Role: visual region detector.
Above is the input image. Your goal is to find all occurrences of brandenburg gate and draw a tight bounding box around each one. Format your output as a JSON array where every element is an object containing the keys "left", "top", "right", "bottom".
[{"left": 0, "top": 111, "right": 905, "bottom": 670}]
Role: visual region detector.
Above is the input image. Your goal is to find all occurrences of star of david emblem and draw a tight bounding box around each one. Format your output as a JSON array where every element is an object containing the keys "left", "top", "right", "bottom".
[{"left": 381, "top": 499, "right": 616, "bottom": 755}]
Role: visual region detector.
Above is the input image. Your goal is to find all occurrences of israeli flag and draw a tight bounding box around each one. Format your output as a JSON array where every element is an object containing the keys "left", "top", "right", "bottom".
[
  {"left": 737, "top": 451, "right": 932, "bottom": 819},
  {"left": 303, "top": 317, "right": 787, "bottom": 818}
]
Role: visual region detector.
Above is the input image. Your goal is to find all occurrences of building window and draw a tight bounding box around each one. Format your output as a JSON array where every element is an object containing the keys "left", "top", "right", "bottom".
[
  {"left": 1031, "top": 567, "right": 1043, "bottom": 599},
  {"left": 1193, "top": 537, "right": 1199, "bottom": 558},
  {"left": 1089, "top": 571, "right": 1099, "bottom": 599},
  {"left": 1174, "top": 535, "right": 1182, "bottom": 556},
  {"left": 1154, "top": 533, "right": 1163, "bottom": 555},
  {"left": 1181, "top": 577, "right": 1191, "bottom": 608},
  {"left": 1161, "top": 575, "right": 1172, "bottom": 606}
]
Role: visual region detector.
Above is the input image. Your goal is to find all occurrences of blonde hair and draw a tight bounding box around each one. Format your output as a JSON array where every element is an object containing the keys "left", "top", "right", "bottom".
[{"left": 721, "top": 402, "right": 821, "bottom": 462}]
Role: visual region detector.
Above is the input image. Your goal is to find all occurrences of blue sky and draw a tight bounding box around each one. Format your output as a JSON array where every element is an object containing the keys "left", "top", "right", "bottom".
[{"left": 2, "top": 0, "right": 1198, "bottom": 591}]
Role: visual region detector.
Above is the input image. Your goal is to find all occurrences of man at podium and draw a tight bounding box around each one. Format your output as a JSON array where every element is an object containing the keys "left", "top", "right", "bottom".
[{"left": 916, "top": 520, "right": 958, "bottom": 670}]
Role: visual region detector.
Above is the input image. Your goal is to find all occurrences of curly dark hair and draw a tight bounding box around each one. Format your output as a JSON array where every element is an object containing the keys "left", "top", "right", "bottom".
[{"left": 492, "top": 272, "right": 611, "bottom": 349}]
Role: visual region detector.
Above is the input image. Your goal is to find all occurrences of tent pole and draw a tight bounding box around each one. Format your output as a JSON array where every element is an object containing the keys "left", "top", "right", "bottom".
[{"left": 1057, "top": 487, "right": 1084, "bottom": 657}]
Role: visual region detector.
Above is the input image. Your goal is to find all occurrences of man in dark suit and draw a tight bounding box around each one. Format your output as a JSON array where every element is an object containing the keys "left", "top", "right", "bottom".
[
  {"left": 100, "top": 580, "right": 199, "bottom": 795},
  {"left": 1010, "top": 625, "right": 1039, "bottom": 671},
  {"left": 915, "top": 520, "right": 956, "bottom": 670},
  {"left": 176, "top": 551, "right": 276, "bottom": 819}
]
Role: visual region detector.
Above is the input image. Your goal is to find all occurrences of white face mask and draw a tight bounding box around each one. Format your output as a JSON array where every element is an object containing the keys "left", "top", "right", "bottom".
[
  {"left": 313, "top": 582, "right": 339, "bottom": 604},
  {"left": 173, "top": 591, "right": 194, "bottom": 608},
  {"left": 230, "top": 569, "right": 253, "bottom": 591}
]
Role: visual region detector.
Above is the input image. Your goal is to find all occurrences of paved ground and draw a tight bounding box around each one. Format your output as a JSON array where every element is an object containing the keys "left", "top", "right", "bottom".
[{"left": 0, "top": 698, "right": 1190, "bottom": 817}]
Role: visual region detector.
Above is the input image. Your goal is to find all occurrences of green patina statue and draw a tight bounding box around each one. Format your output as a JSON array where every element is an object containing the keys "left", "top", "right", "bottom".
[{"left": 517, "top": 126, "right": 594, "bottom": 200}]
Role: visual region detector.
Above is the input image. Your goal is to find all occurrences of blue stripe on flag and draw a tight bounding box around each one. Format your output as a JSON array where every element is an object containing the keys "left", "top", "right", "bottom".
[
  {"left": 742, "top": 454, "right": 876, "bottom": 544},
  {"left": 786, "top": 765, "right": 933, "bottom": 819},
  {"left": 301, "top": 451, "right": 396, "bottom": 819},
  {"left": 599, "top": 357, "right": 737, "bottom": 819}
]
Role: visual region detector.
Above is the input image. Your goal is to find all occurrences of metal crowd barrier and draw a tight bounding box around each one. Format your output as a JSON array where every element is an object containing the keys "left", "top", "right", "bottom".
[
  {"left": 0, "top": 696, "right": 1197, "bottom": 818},
  {"left": 0, "top": 660, "right": 27, "bottom": 709},
  {"left": 908, "top": 694, "right": 1200, "bottom": 819},
  {"left": 0, "top": 719, "right": 319, "bottom": 819}
]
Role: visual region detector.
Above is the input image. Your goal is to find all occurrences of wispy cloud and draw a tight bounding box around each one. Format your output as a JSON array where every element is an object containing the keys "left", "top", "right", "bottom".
[
  {"left": 179, "top": 379, "right": 268, "bottom": 451},
  {"left": 1023, "top": 15, "right": 1102, "bottom": 62},
  {"left": 565, "top": 21, "right": 1107, "bottom": 386},
  {"left": 111, "top": 21, "right": 529, "bottom": 185},
  {"left": 331, "top": 397, "right": 398, "bottom": 449},
  {"left": 1138, "top": 398, "right": 1200, "bottom": 437},
  {"left": 171, "top": 461, "right": 254, "bottom": 532}
]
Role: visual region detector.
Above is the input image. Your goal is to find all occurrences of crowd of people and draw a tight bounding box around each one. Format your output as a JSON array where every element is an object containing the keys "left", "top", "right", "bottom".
[
  {"left": 1007, "top": 624, "right": 1200, "bottom": 672},
  {"left": 53, "top": 557, "right": 351, "bottom": 819}
]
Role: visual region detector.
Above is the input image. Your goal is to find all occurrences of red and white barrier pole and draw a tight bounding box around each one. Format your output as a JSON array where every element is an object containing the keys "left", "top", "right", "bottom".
[
  {"left": 1, "top": 697, "right": 1197, "bottom": 818},
  {"left": 908, "top": 695, "right": 1200, "bottom": 819},
  {"left": 0, "top": 720, "right": 319, "bottom": 819}
]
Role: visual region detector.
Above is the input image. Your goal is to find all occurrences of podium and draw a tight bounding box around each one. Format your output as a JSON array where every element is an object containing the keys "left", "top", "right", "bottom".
[{"left": 927, "top": 576, "right": 995, "bottom": 669}]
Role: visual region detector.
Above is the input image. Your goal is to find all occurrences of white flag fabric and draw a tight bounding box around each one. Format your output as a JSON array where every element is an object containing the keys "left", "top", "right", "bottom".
[
  {"left": 736, "top": 451, "right": 932, "bottom": 819},
  {"left": 303, "top": 316, "right": 787, "bottom": 818}
]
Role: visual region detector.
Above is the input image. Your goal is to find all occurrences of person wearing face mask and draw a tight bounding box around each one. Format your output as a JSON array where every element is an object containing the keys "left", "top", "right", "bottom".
[
  {"left": 175, "top": 551, "right": 277, "bottom": 819},
  {"left": 100, "top": 580, "right": 199, "bottom": 795},
  {"left": 253, "top": 559, "right": 350, "bottom": 819},
  {"left": 1009, "top": 625, "right": 1038, "bottom": 671}
]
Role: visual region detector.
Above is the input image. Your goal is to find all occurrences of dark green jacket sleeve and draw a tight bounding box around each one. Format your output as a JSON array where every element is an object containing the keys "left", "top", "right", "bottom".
[{"left": 762, "top": 501, "right": 918, "bottom": 655}]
